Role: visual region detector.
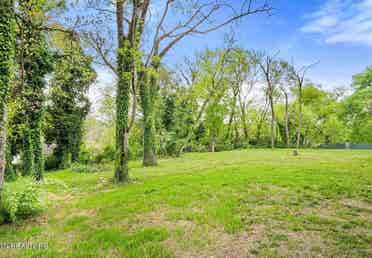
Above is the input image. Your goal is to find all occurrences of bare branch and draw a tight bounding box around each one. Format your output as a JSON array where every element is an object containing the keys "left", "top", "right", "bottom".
[{"left": 86, "top": 32, "right": 117, "bottom": 76}]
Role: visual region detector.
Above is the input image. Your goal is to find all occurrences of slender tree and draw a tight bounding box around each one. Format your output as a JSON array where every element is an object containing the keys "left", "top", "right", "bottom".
[
  {"left": 278, "top": 61, "right": 293, "bottom": 148},
  {"left": 289, "top": 62, "right": 317, "bottom": 154},
  {"left": 256, "top": 53, "right": 285, "bottom": 148}
]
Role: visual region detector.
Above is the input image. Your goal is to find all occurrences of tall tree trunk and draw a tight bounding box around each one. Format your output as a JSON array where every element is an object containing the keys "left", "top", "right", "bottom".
[
  {"left": 115, "top": 0, "right": 130, "bottom": 182},
  {"left": 233, "top": 117, "right": 240, "bottom": 148},
  {"left": 22, "top": 129, "right": 33, "bottom": 176},
  {"left": 140, "top": 64, "right": 158, "bottom": 167},
  {"left": 296, "top": 85, "right": 303, "bottom": 151},
  {"left": 0, "top": 0, "right": 15, "bottom": 197},
  {"left": 284, "top": 92, "right": 290, "bottom": 148},
  {"left": 209, "top": 137, "right": 216, "bottom": 152},
  {"left": 239, "top": 101, "right": 249, "bottom": 141},
  {"left": 31, "top": 114, "right": 43, "bottom": 181},
  {"left": 269, "top": 92, "right": 276, "bottom": 149},
  {"left": 71, "top": 126, "right": 83, "bottom": 162},
  {"left": 226, "top": 92, "right": 238, "bottom": 141},
  {"left": 0, "top": 111, "right": 7, "bottom": 197}
]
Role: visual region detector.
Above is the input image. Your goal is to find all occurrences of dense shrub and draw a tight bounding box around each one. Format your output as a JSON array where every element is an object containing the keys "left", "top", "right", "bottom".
[
  {"left": 0, "top": 179, "right": 43, "bottom": 223},
  {"left": 93, "top": 145, "right": 115, "bottom": 163}
]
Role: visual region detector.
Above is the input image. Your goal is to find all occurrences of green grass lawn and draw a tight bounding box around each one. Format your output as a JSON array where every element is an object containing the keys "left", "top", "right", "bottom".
[{"left": 0, "top": 149, "right": 371, "bottom": 257}]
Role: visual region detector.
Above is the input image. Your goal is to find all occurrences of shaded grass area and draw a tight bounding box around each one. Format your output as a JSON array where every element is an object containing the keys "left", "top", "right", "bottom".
[{"left": 0, "top": 149, "right": 371, "bottom": 257}]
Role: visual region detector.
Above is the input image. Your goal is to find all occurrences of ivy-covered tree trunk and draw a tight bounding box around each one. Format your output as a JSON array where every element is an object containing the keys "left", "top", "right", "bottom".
[
  {"left": 71, "top": 127, "right": 83, "bottom": 162},
  {"left": 22, "top": 129, "right": 34, "bottom": 176},
  {"left": 140, "top": 64, "right": 158, "bottom": 167},
  {"left": 114, "top": 1, "right": 130, "bottom": 182},
  {"left": 30, "top": 111, "right": 43, "bottom": 180},
  {"left": 115, "top": 42, "right": 131, "bottom": 182},
  {"left": 0, "top": 0, "right": 15, "bottom": 196},
  {"left": 0, "top": 111, "right": 7, "bottom": 195}
]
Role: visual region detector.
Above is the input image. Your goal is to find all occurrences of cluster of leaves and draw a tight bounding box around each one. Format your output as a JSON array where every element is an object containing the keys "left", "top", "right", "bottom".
[{"left": 0, "top": 179, "right": 43, "bottom": 223}]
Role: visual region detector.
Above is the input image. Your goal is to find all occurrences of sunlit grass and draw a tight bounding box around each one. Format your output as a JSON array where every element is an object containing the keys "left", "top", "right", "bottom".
[{"left": 0, "top": 149, "right": 371, "bottom": 257}]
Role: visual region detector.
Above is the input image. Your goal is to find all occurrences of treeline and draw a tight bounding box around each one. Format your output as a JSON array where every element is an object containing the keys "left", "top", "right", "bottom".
[{"left": 86, "top": 47, "right": 372, "bottom": 162}]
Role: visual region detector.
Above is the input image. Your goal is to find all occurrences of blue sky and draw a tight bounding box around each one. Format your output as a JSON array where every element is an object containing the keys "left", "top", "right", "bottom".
[
  {"left": 89, "top": 0, "right": 372, "bottom": 93},
  {"left": 159, "top": 0, "right": 372, "bottom": 90}
]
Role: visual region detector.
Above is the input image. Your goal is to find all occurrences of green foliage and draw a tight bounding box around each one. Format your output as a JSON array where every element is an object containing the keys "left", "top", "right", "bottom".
[
  {"left": 6, "top": 0, "right": 54, "bottom": 180},
  {"left": 93, "top": 145, "right": 116, "bottom": 164},
  {"left": 0, "top": 0, "right": 16, "bottom": 113},
  {"left": 44, "top": 36, "right": 96, "bottom": 169},
  {"left": 344, "top": 87, "right": 372, "bottom": 143},
  {"left": 0, "top": 179, "right": 43, "bottom": 223},
  {"left": 282, "top": 83, "right": 347, "bottom": 146},
  {"left": 352, "top": 66, "right": 372, "bottom": 90}
]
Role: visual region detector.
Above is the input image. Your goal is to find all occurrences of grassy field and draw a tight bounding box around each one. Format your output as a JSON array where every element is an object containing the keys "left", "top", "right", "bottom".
[{"left": 0, "top": 149, "right": 371, "bottom": 257}]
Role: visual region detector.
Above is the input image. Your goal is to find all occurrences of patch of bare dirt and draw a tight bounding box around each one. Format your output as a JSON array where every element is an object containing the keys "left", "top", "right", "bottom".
[
  {"left": 341, "top": 199, "right": 372, "bottom": 211},
  {"left": 277, "top": 230, "right": 327, "bottom": 257},
  {"left": 133, "top": 208, "right": 267, "bottom": 258}
]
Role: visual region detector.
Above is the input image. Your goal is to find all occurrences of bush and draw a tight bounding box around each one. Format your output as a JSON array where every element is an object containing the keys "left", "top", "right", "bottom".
[
  {"left": 93, "top": 145, "right": 115, "bottom": 163},
  {"left": 44, "top": 154, "right": 59, "bottom": 171},
  {"left": 0, "top": 179, "right": 43, "bottom": 223}
]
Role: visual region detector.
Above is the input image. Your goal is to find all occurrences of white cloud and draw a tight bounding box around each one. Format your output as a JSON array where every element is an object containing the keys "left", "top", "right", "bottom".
[{"left": 301, "top": 0, "right": 372, "bottom": 46}]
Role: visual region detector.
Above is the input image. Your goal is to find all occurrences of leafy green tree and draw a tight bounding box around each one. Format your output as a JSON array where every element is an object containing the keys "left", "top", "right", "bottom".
[
  {"left": 45, "top": 36, "right": 96, "bottom": 169},
  {"left": 256, "top": 54, "right": 288, "bottom": 148},
  {"left": 16, "top": 0, "right": 53, "bottom": 180},
  {"left": 292, "top": 84, "right": 346, "bottom": 146},
  {"left": 352, "top": 66, "right": 372, "bottom": 90},
  {"left": 344, "top": 87, "right": 372, "bottom": 143}
]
